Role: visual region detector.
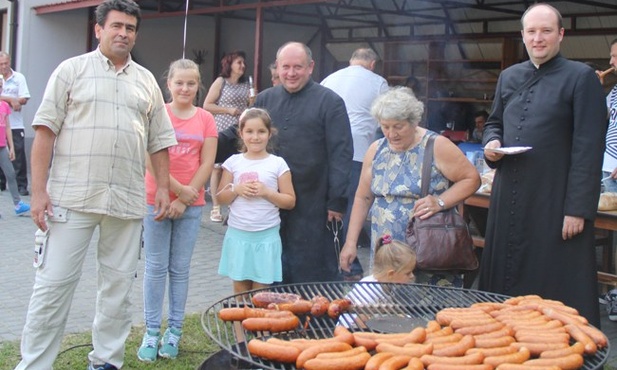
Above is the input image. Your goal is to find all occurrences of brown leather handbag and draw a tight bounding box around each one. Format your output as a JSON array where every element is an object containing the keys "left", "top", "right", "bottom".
[{"left": 405, "top": 134, "right": 479, "bottom": 272}]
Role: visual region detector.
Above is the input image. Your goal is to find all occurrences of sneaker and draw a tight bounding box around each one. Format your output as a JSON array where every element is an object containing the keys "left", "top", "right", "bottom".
[
  {"left": 87, "top": 363, "right": 117, "bottom": 370},
  {"left": 14, "top": 201, "right": 30, "bottom": 216},
  {"left": 608, "top": 300, "right": 617, "bottom": 322},
  {"left": 604, "top": 289, "right": 617, "bottom": 321},
  {"left": 137, "top": 328, "right": 161, "bottom": 362},
  {"left": 158, "top": 327, "right": 182, "bottom": 359},
  {"left": 601, "top": 289, "right": 617, "bottom": 304}
]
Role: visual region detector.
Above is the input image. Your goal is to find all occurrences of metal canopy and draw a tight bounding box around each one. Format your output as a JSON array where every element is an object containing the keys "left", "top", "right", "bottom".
[{"left": 130, "top": 0, "right": 617, "bottom": 41}]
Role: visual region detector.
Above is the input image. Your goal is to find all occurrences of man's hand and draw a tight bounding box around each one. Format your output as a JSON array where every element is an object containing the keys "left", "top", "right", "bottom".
[
  {"left": 9, "top": 98, "right": 22, "bottom": 111},
  {"left": 31, "top": 190, "right": 53, "bottom": 231},
  {"left": 562, "top": 215, "right": 584, "bottom": 240},
  {"left": 327, "top": 210, "right": 343, "bottom": 223},
  {"left": 484, "top": 139, "right": 505, "bottom": 162},
  {"left": 153, "top": 187, "right": 171, "bottom": 221}
]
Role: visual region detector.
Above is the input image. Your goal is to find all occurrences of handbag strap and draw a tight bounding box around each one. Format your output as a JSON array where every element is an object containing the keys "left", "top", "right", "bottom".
[{"left": 420, "top": 134, "right": 436, "bottom": 197}]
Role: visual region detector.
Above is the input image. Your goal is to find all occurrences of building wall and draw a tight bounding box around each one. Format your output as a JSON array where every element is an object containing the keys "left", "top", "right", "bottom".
[{"left": 11, "top": 2, "right": 321, "bottom": 143}]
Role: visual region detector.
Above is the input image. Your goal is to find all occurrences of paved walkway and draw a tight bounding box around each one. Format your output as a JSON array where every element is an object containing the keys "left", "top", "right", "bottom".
[
  {"left": 0, "top": 191, "right": 371, "bottom": 344},
  {"left": 0, "top": 191, "right": 233, "bottom": 343}
]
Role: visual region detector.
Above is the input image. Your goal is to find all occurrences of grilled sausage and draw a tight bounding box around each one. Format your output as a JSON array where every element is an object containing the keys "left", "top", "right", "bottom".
[
  {"left": 267, "top": 299, "right": 313, "bottom": 315},
  {"left": 365, "top": 352, "right": 395, "bottom": 370},
  {"left": 352, "top": 333, "right": 378, "bottom": 351},
  {"left": 333, "top": 325, "right": 356, "bottom": 345},
  {"left": 295, "top": 341, "right": 353, "bottom": 368},
  {"left": 241, "top": 315, "right": 300, "bottom": 332},
  {"left": 327, "top": 298, "right": 353, "bottom": 319},
  {"left": 427, "top": 364, "right": 493, "bottom": 370},
  {"left": 539, "top": 342, "right": 585, "bottom": 359},
  {"left": 450, "top": 318, "right": 500, "bottom": 330},
  {"left": 473, "top": 335, "right": 515, "bottom": 348},
  {"left": 431, "top": 334, "right": 475, "bottom": 356},
  {"left": 315, "top": 346, "right": 367, "bottom": 359},
  {"left": 513, "top": 332, "right": 569, "bottom": 344},
  {"left": 483, "top": 346, "right": 530, "bottom": 367},
  {"left": 564, "top": 323, "right": 597, "bottom": 355},
  {"left": 218, "top": 307, "right": 294, "bottom": 321},
  {"left": 376, "top": 342, "right": 433, "bottom": 357},
  {"left": 218, "top": 307, "right": 247, "bottom": 321},
  {"left": 455, "top": 321, "right": 505, "bottom": 336},
  {"left": 425, "top": 332, "right": 463, "bottom": 345},
  {"left": 405, "top": 357, "right": 425, "bottom": 370},
  {"left": 251, "top": 291, "right": 302, "bottom": 308},
  {"left": 426, "top": 320, "right": 442, "bottom": 333},
  {"left": 576, "top": 323, "right": 608, "bottom": 348},
  {"left": 472, "top": 326, "right": 515, "bottom": 339},
  {"left": 496, "top": 364, "right": 560, "bottom": 370},
  {"left": 310, "top": 295, "right": 330, "bottom": 317},
  {"left": 379, "top": 354, "right": 412, "bottom": 370},
  {"left": 466, "top": 345, "right": 517, "bottom": 357},
  {"left": 524, "top": 353, "right": 584, "bottom": 370},
  {"left": 510, "top": 341, "right": 568, "bottom": 356},
  {"left": 541, "top": 307, "right": 588, "bottom": 326},
  {"left": 303, "top": 351, "right": 371, "bottom": 370},
  {"left": 420, "top": 351, "right": 484, "bottom": 366},
  {"left": 375, "top": 327, "right": 427, "bottom": 346},
  {"left": 247, "top": 338, "right": 300, "bottom": 363}
]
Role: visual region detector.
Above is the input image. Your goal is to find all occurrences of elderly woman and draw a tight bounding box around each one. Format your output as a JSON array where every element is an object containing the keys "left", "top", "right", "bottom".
[{"left": 339, "top": 87, "right": 481, "bottom": 287}]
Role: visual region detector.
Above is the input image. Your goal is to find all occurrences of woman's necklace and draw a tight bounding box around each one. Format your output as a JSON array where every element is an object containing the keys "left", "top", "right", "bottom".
[{"left": 387, "top": 129, "right": 421, "bottom": 183}]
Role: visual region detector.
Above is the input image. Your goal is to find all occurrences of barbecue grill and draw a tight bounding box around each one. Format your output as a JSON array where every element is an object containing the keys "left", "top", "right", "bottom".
[{"left": 200, "top": 282, "right": 609, "bottom": 370}]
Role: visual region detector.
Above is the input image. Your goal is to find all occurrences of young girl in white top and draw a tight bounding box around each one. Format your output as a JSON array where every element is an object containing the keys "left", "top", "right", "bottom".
[
  {"left": 339, "top": 235, "right": 416, "bottom": 327},
  {"left": 361, "top": 234, "right": 417, "bottom": 284},
  {"left": 217, "top": 108, "right": 296, "bottom": 294}
]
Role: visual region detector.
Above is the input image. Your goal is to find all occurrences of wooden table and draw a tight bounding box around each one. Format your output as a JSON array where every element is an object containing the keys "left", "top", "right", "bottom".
[
  {"left": 465, "top": 192, "right": 617, "bottom": 230},
  {"left": 463, "top": 192, "right": 617, "bottom": 285}
]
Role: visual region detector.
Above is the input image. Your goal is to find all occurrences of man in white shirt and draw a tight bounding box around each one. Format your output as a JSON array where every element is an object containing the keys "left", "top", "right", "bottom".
[
  {"left": 0, "top": 52, "right": 30, "bottom": 195},
  {"left": 321, "top": 48, "right": 389, "bottom": 279}
]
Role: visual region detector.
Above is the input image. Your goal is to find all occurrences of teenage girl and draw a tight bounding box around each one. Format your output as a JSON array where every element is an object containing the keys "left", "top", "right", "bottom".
[
  {"left": 217, "top": 108, "right": 296, "bottom": 294},
  {"left": 139, "top": 59, "right": 218, "bottom": 362}
]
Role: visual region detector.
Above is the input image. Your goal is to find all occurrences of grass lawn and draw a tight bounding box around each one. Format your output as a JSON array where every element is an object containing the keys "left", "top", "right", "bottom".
[{"left": 0, "top": 313, "right": 221, "bottom": 370}]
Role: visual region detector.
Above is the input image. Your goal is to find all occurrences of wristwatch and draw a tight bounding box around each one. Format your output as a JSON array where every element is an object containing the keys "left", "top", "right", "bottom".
[{"left": 437, "top": 197, "right": 445, "bottom": 210}]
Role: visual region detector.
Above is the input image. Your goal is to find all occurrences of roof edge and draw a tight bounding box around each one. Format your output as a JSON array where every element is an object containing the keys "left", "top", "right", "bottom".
[{"left": 34, "top": 0, "right": 102, "bottom": 15}]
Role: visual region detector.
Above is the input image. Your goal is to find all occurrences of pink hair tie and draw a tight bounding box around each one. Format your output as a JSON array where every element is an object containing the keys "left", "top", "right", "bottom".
[{"left": 382, "top": 234, "right": 392, "bottom": 244}]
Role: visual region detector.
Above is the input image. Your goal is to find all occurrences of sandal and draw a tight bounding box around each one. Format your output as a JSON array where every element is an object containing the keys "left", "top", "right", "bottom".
[{"left": 210, "top": 206, "right": 223, "bottom": 222}]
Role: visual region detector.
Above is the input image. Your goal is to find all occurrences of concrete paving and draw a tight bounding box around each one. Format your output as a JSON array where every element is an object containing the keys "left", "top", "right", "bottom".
[
  {"left": 0, "top": 191, "right": 233, "bottom": 343},
  {"left": 0, "top": 191, "right": 371, "bottom": 344}
]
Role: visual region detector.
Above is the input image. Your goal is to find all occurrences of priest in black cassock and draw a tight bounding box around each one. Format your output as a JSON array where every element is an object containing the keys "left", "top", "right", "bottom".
[
  {"left": 479, "top": 3, "right": 607, "bottom": 326},
  {"left": 254, "top": 42, "right": 353, "bottom": 283}
]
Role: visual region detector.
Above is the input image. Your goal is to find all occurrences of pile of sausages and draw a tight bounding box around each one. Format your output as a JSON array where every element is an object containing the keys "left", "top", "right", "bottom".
[
  {"left": 236, "top": 294, "right": 607, "bottom": 370},
  {"left": 218, "top": 292, "right": 353, "bottom": 333}
]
